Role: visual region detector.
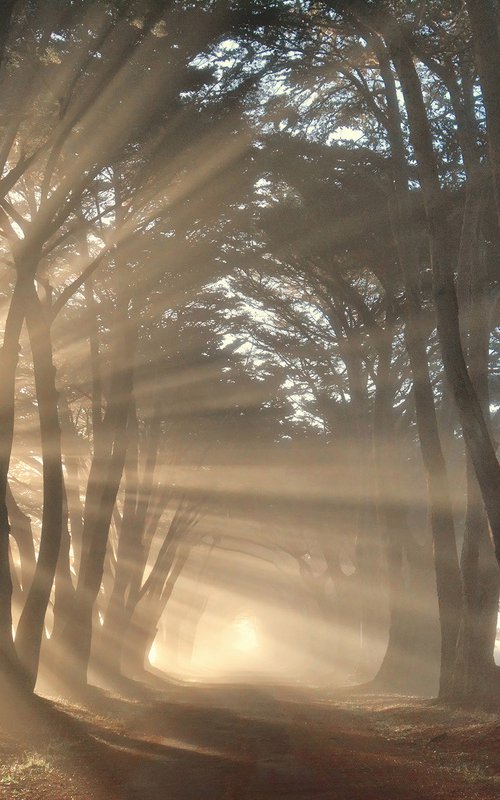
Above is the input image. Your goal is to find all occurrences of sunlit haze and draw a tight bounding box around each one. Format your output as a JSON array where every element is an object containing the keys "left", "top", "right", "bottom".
[{"left": 0, "top": 2, "right": 499, "bottom": 799}]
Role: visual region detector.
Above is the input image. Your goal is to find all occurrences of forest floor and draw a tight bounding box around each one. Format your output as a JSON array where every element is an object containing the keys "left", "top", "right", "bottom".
[{"left": 0, "top": 673, "right": 498, "bottom": 799}]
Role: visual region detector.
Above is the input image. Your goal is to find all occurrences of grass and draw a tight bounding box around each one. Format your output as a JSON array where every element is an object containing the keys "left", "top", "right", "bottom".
[{"left": 0, "top": 753, "right": 55, "bottom": 798}]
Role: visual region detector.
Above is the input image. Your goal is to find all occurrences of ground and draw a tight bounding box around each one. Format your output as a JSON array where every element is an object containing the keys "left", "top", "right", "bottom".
[{"left": 0, "top": 676, "right": 498, "bottom": 799}]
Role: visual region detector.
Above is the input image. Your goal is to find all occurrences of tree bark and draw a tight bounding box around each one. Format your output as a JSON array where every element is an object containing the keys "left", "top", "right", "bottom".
[
  {"left": 408, "top": 31, "right": 500, "bottom": 699},
  {"left": 456, "top": 179, "right": 500, "bottom": 699},
  {"left": 6, "top": 483, "right": 36, "bottom": 596},
  {"left": 15, "top": 283, "right": 64, "bottom": 690},
  {"left": 100, "top": 403, "right": 161, "bottom": 675},
  {"left": 387, "top": 31, "right": 500, "bottom": 567},
  {"left": 0, "top": 0, "right": 17, "bottom": 71},
  {"left": 99, "top": 401, "right": 140, "bottom": 675},
  {"left": 50, "top": 486, "right": 75, "bottom": 643},
  {"left": 59, "top": 314, "right": 137, "bottom": 686},
  {"left": 0, "top": 277, "right": 29, "bottom": 680},
  {"left": 466, "top": 0, "right": 500, "bottom": 231},
  {"left": 372, "top": 36, "right": 463, "bottom": 696},
  {"left": 371, "top": 307, "right": 411, "bottom": 689},
  {"left": 126, "top": 540, "right": 191, "bottom": 678}
]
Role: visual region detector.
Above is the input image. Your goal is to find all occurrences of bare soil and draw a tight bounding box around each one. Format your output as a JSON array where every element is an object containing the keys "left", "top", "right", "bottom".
[{"left": 0, "top": 677, "right": 498, "bottom": 799}]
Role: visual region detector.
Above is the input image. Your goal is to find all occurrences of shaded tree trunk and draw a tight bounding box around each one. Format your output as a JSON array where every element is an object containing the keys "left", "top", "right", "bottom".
[
  {"left": 370, "top": 35, "right": 463, "bottom": 696},
  {"left": 466, "top": 0, "right": 500, "bottom": 231},
  {"left": 59, "top": 392, "right": 84, "bottom": 578},
  {"left": 455, "top": 185, "right": 500, "bottom": 699},
  {"left": 6, "top": 484, "right": 36, "bottom": 596},
  {"left": 59, "top": 313, "right": 137, "bottom": 687},
  {"left": 387, "top": 30, "right": 500, "bottom": 567},
  {"left": 126, "top": 540, "right": 191, "bottom": 678},
  {"left": 15, "top": 284, "right": 64, "bottom": 690},
  {"left": 50, "top": 486, "right": 75, "bottom": 644},
  {"left": 99, "top": 402, "right": 140, "bottom": 675},
  {"left": 0, "top": 276, "right": 30, "bottom": 681},
  {"left": 371, "top": 306, "right": 412, "bottom": 689},
  {"left": 100, "top": 402, "right": 161, "bottom": 676},
  {"left": 0, "top": 0, "right": 16, "bottom": 70}
]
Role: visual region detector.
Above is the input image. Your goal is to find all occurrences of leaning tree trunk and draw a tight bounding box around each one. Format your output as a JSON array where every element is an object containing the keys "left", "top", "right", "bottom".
[
  {"left": 121, "top": 500, "right": 191, "bottom": 676},
  {"left": 126, "top": 540, "right": 191, "bottom": 678},
  {"left": 15, "top": 283, "right": 64, "bottom": 690}
]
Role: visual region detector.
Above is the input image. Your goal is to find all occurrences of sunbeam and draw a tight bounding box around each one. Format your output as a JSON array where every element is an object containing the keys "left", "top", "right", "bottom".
[{"left": 0, "top": 2, "right": 499, "bottom": 799}]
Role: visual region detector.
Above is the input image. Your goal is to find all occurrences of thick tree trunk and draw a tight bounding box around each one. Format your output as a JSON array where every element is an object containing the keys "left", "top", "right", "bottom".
[
  {"left": 466, "top": 0, "right": 500, "bottom": 231},
  {"left": 0, "top": 0, "right": 16, "bottom": 71},
  {"left": 409, "top": 33, "right": 500, "bottom": 699},
  {"left": 15, "top": 284, "right": 64, "bottom": 690},
  {"left": 50, "top": 487, "right": 75, "bottom": 643},
  {"left": 455, "top": 183, "right": 500, "bottom": 699},
  {"left": 457, "top": 455, "right": 500, "bottom": 699},
  {"left": 0, "top": 277, "right": 29, "bottom": 680},
  {"left": 374, "top": 40, "right": 463, "bottom": 696},
  {"left": 388, "top": 34, "right": 500, "bottom": 567},
  {"left": 59, "top": 317, "right": 136, "bottom": 686}
]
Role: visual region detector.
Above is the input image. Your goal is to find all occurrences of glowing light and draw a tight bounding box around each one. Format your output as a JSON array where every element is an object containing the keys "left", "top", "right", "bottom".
[
  {"left": 149, "top": 641, "right": 158, "bottom": 665},
  {"left": 232, "top": 614, "right": 258, "bottom": 652},
  {"left": 328, "top": 126, "right": 363, "bottom": 142}
]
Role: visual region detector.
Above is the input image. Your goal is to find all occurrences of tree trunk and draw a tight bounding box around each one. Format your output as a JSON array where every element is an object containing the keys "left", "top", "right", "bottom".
[
  {"left": 126, "top": 541, "right": 190, "bottom": 678},
  {"left": 0, "top": 277, "right": 29, "bottom": 681},
  {"left": 6, "top": 484, "right": 36, "bottom": 596},
  {"left": 50, "top": 486, "right": 75, "bottom": 643},
  {"left": 59, "top": 316, "right": 136, "bottom": 686},
  {"left": 327, "top": 301, "right": 384, "bottom": 678},
  {"left": 0, "top": 0, "right": 16, "bottom": 71},
  {"left": 455, "top": 182, "right": 500, "bottom": 699},
  {"left": 388, "top": 33, "right": 500, "bottom": 567},
  {"left": 371, "top": 308, "right": 413, "bottom": 690},
  {"left": 99, "top": 402, "right": 140, "bottom": 675},
  {"left": 15, "top": 284, "right": 64, "bottom": 690},
  {"left": 466, "top": 0, "right": 500, "bottom": 231},
  {"left": 372, "top": 37, "right": 463, "bottom": 696},
  {"left": 410, "top": 32, "right": 500, "bottom": 699},
  {"left": 59, "top": 392, "right": 84, "bottom": 577},
  {"left": 120, "top": 506, "right": 185, "bottom": 675}
]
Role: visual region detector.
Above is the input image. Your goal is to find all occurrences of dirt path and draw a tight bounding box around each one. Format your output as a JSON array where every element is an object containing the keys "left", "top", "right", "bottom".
[{"left": 1, "top": 681, "right": 498, "bottom": 799}]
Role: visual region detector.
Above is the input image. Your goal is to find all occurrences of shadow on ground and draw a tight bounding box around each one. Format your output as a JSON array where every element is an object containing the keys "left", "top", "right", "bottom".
[{"left": 1, "top": 673, "right": 499, "bottom": 799}]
